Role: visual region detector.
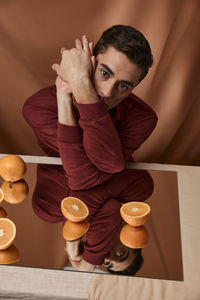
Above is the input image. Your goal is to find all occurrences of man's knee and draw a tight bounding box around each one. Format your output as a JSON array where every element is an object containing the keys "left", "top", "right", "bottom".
[{"left": 32, "top": 190, "right": 65, "bottom": 223}]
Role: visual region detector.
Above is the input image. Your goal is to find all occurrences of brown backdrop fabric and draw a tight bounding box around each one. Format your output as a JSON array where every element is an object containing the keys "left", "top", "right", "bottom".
[{"left": 0, "top": 0, "right": 199, "bottom": 165}]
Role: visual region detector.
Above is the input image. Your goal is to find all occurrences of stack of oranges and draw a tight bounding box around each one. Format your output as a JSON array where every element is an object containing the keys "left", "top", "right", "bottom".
[
  {"left": 0, "top": 154, "right": 28, "bottom": 264},
  {"left": 120, "top": 202, "right": 150, "bottom": 249},
  {"left": 61, "top": 197, "right": 90, "bottom": 241},
  {"left": 0, "top": 154, "right": 29, "bottom": 205}
]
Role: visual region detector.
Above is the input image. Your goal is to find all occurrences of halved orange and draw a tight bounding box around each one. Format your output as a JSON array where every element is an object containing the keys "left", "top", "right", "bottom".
[
  {"left": 61, "top": 197, "right": 89, "bottom": 222},
  {"left": 0, "top": 154, "right": 26, "bottom": 182},
  {"left": 0, "top": 218, "right": 16, "bottom": 250},
  {"left": 120, "top": 224, "right": 149, "bottom": 249},
  {"left": 0, "top": 244, "right": 20, "bottom": 264},
  {"left": 1, "top": 179, "right": 29, "bottom": 204},
  {"left": 0, "top": 188, "right": 4, "bottom": 203},
  {"left": 62, "top": 219, "right": 89, "bottom": 241},
  {"left": 120, "top": 202, "right": 151, "bottom": 226},
  {"left": 0, "top": 207, "right": 7, "bottom": 218}
]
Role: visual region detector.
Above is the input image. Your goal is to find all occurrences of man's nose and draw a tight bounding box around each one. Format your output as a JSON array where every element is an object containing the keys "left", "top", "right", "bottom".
[{"left": 100, "top": 83, "right": 115, "bottom": 98}]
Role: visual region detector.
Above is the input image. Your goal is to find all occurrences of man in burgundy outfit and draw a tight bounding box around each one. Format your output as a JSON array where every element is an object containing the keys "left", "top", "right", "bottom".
[{"left": 23, "top": 25, "right": 157, "bottom": 272}]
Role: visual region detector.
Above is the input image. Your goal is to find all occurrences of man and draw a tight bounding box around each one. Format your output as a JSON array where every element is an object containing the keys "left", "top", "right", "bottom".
[{"left": 23, "top": 25, "right": 157, "bottom": 272}]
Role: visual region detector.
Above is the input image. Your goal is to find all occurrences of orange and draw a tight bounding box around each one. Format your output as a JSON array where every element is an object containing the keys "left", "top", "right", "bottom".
[
  {"left": 0, "top": 154, "right": 26, "bottom": 182},
  {"left": 61, "top": 197, "right": 89, "bottom": 222},
  {"left": 1, "top": 179, "right": 29, "bottom": 204},
  {"left": 0, "top": 244, "right": 20, "bottom": 264},
  {"left": 0, "top": 207, "right": 7, "bottom": 218},
  {"left": 62, "top": 219, "right": 89, "bottom": 241},
  {"left": 0, "top": 218, "right": 16, "bottom": 250},
  {"left": 0, "top": 188, "right": 4, "bottom": 203},
  {"left": 120, "top": 224, "right": 149, "bottom": 249},
  {"left": 120, "top": 202, "right": 151, "bottom": 226}
]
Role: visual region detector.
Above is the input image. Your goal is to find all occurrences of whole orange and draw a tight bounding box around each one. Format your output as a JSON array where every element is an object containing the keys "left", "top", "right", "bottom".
[
  {"left": 1, "top": 179, "right": 29, "bottom": 204},
  {"left": 0, "top": 155, "right": 26, "bottom": 182}
]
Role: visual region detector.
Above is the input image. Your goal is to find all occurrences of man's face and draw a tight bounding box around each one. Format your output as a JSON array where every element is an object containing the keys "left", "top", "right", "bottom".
[
  {"left": 103, "top": 240, "right": 136, "bottom": 272},
  {"left": 92, "top": 46, "right": 142, "bottom": 110}
]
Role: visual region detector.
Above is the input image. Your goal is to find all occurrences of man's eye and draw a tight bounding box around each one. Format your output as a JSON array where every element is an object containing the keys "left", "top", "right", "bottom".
[
  {"left": 119, "top": 83, "right": 128, "bottom": 90},
  {"left": 101, "top": 70, "right": 109, "bottom": 77},
  {"left": 115, "top": 251, "right": 125, "bottom": 257},
  {"left": 103, "top": 261, "right": 110, "bottom": 265}
]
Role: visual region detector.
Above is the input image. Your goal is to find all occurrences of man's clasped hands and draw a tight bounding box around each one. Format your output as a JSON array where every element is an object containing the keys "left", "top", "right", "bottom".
[{"left": 52, "top": 35, "right": 96, "bottom": 102}]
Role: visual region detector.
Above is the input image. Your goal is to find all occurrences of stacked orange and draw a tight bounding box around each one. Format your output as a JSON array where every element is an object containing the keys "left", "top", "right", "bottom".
[
  {"left": 0, "top": 154, "right": 27, "bottom": 264},
  {"left": 61, "top": 197, "right": 90, "bottom": 241},
  {"left": 0, "top": 155, "right": 29, "bottom": 205},
  {"left": 0, "top": 218, "right": 19, "bottom": 264},
  {"left": 120, "top": 202, "right": 150, "bottom": 249}
]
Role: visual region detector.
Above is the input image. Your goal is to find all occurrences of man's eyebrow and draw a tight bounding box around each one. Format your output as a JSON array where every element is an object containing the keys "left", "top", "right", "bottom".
[
  {"left": 100, "top": 63, "right": 114, "bottom": 75},
  {"left": 100, "top": 63, "right": 134, "bottom": 87},
  {"left": 120, "top": 80, "right": 134, "bottom": 88}
]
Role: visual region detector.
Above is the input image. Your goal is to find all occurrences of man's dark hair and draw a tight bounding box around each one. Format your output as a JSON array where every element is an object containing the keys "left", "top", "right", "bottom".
[
  {"left": 107, "top": 248, "right": 143, "bottom": 276},
  {"left": 93, "top": 25, "right": 153, "bottom": 84}
]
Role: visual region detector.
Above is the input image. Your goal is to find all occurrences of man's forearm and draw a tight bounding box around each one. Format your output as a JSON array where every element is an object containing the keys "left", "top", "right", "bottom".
[
  {"left": 66, "top": 240, "right": 82, "bottom": 261},
  {"left": 57, "top": 94, "right": 78, "bottom": 126}
]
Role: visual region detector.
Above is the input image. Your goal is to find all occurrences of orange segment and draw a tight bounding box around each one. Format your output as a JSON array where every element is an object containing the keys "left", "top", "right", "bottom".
[
  {"left": 1, "top": 179, "right": 29, "bottom": 204},
  {"left": 0, "top": 154, "right": 26, "bottom": 182},
  {"left": 61, "top": 197, "right": 89, "bottom": 222},
  {"left": 0, "top": 218, "right": 16, "bottom": 250},
  {"left": 62, "top": 219, "right": 89, "bottom": 241},
  {"left": 120, "top": 224, "right": 149, "bottom": 249},
  {"left": 0, "top": 244, "right": 20, "bottom": 264},
  {"left": 120, "top": 202, "right": 151, "bottom": 226}
]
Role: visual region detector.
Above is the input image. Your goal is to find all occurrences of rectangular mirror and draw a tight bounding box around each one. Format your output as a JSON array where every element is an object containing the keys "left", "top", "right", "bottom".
[{"left": 0, "top": 160, "right": 183, "bottom": 281}]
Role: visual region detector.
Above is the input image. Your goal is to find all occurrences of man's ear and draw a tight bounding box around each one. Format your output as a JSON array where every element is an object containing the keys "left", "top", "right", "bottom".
[
  {"left": 91, "top": 56, "right": 96, "bottom": 73},
  {"left": 89, "top": 42, "right": 96, "bottom": 73}
]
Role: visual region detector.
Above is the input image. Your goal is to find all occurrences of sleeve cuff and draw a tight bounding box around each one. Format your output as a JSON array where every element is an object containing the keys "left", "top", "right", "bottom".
[
  {"left": 76, "top": 100, "right": 108, "bottom": 121},
  {"left": 57, "top": 122, "right": 82, "bottom": 143}
]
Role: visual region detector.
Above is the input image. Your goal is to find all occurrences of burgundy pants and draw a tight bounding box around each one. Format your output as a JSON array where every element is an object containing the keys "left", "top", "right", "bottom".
[{"left": 32, "top": 165, "right": 153, "bottom": 223}]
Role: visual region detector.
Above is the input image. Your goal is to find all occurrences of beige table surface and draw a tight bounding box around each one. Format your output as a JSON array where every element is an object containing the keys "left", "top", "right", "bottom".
[{"left": 0, "top": 155, "right": 199, "bottom": 300}]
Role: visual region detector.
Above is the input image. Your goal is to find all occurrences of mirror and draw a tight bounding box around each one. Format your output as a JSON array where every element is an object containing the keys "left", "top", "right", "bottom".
[{"left": 0, "top": 161, "right": 183, "bottom": 280}]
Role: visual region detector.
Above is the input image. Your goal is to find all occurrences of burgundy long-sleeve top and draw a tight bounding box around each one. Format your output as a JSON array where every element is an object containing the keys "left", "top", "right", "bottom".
[
  {"left": 23, "top": 85, "right": 157, "bottom": 189},
  {"left": 22, "top": 85, "right": 157, "bottom": 265}
]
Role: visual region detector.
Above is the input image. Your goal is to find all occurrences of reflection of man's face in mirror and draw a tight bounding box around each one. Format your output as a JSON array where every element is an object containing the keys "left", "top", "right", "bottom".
[
  {"left": 103, "top": 241, "right": 136, "bottom": 272},
  {"left": 101, "top": 224, "right": 143, "bottom": 274}
]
